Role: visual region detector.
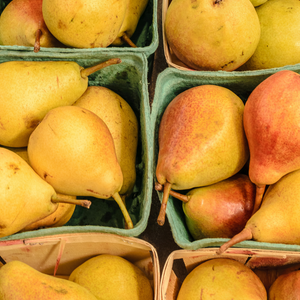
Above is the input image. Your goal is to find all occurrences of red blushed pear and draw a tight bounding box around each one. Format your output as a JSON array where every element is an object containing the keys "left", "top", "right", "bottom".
[
  {"left": 156, "top": 85, "right": 249, "bottom": 226},
  {"left": 217, "top": 168, "right": 300, "bottom": 255},
  {"left": 243, "top": 70, "right": 300, "bottom": 215},
  {"left": 0, "top": 0, "right": 64, "bottom": 52},
  {"left": 156, "top": 173, "right": 256, "bottom": 239}
]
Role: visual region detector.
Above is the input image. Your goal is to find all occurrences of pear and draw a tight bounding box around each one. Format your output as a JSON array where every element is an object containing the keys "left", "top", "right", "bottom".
[
  {"left": 0, "top": 147, "right": 90, "bottom": 238},
  {"left": 27, "top": 105, "right": 134, "bottom": 229},
  {"left": 217, "top": 168, "right": 300, "bottom": 254},
  {"left": 250, "top": 0, "right": 268, "bottom": 7},
  {"left": 5, "top": 146, "right": 76, "bottom": 231},
  {"left": 164, "top": 0, "right": 261, "bottom": 71},
  {"left": 156, "top": 174, "right": 255, "bottom": 239},
  {"left": 112, "top": 0, "right": 149, "bottom": 47},
  {"left": 268, "top": 270, "right": 300, "bottom": 299},
  {"left": 243, "top": 70, "right": 300, "bottom": 214},
  {"left": 0, "top": 58, "right": 121, "bottom": 147},
  {"left": 0, "top": 0, "right": 64, "bottom": 52},
  {"left": 73, "top": 86, "right": 138, "bottom": 198},
  {"left": 69, "top": 254, "right": 153, "bottom": 300},
  {"left": 241, "top": 0, "right": 300, "bottom": 70},
  {"left": 177, "top": 258, "right": 267, "bottom": 300},
  {"left": 156, "top": 85, "right": 249, "bottom": 226},
  {"left": 0, "top": 260, "right": 99, "bottom": 300},
  {"left": 42, "top": 0, "right": 129, "bottom": 48}
]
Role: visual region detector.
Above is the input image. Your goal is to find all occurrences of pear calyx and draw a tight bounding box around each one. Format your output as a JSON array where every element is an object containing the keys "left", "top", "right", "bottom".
[{"left": 80, "top": 58, "right": 122, "bottom": 79}]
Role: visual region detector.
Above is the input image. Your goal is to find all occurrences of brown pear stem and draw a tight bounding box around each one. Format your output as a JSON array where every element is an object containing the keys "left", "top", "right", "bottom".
[
  {"left": 216, "top": 227, "right": 253, "bottom": 255},
  {"left": 157, "top": 182, "right": 172, "bottom": 226},
  {"left": 51, "top": 195, "right": 91, "bottom": 209},
  {"left": 121, "top": 32, "right": 137, "bottom": 48},
  {"left": 155, "top": 182, "right": 189, "bottom": 203},
  {"left": 252, "top": 185, "right": 266, "bottom": 216},
  {"left": 112, "top": 192, "right": 134, "bottom": 229},
  {"left": 34, "top": 29, "right": 42, "bottom": 53},
  {"left": 80, "top": 58, "right": 122, "bottom": 79}
]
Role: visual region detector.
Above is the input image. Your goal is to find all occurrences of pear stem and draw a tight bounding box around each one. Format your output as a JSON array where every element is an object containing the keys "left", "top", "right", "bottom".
[
  {"left": 34, "top": 29, "right": 42, "bottom": 53},
  {"left": 51, "top": 195, "right": 91, "bottom": 209},
  {"left": 157, "top": 182, "right": 172, "bottom": 226},
  {"left": 155, "top": 182, "right": 189, "bottom": 203},
  {"left": 216, "top": 227, "right": 253, "bottom": 255},
  {"left": 252, "top": 185, "right": 266, "bottom": 216},
  {"left": 112, "top": 192, "right": 134, "bottom": 229},
  {"left": 80, "top": 58, "right": 122, "bottom": 79},
  {"left": 121, "top": 32, "right": 137, "bottom": 48}
]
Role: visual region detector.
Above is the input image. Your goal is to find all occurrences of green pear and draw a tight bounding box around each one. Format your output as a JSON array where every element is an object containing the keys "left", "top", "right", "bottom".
[
  {"left": 250, "top": 0, "right": 268, "bottom": 7},
  {"left": 27, "top": 105, "right": 133, "bottom": 229},
  {"left": 0, "top": 0, "right": 64, "bottom": 52},
  {"left": 241, "top": 0, "right": 300, "bottom": 70},
  {"left": 156, "top": 85, "right": 249, "bottom": 225},
  {"left": 243, "top": 70, "right": 300, "bottom": 215},
  {"left": 177, "top": 258, "right": 267, "bottom": 300},
  {"left": 112, "top": 0, "right": 149, "bottom": 47},
  {"left": 42, "top": 0, "right": 129, "bottom": 48},
  {"left": 268, "top": 270, "right": 300, "bottom": 299},
  {"left": 0, "top": 147, "right": 90, "bottom": 238},
  {"left": 165, "top": 0, "right": 260, "bottom": 71},
  {"left": 217, "top": 168, "right": 300, "bottom": 254},
  {"left": 0, "top": 58, "right": 121, "bottom": 147},
  {"left": 157, "top": 174, "right": 255, "bottom": 239},
  {"left": 73, "top": 86, "right": 138, "bottom": 198},
  {"left": 0, "top": 260, "right": 99, "bottom": 300},
  {"left": 69, "top": 254, "right": 153, "bottom": 300}
]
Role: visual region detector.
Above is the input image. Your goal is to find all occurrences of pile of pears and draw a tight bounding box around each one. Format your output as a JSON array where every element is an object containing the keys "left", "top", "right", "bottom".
[
  {"left": 155, "top": 69, "right": 300, "bottom": 251},
  {"left": 164, "top": 0, "right": 300, "bottom": 71},
  {"left": 0, "top": 0, "right": 150, "bottom": 51},
  {"left": 0, "top": 57, "right": 140, "bottom": 238},
  {"left": 0, "top": 254, "right": 153, "bottom": 300}
]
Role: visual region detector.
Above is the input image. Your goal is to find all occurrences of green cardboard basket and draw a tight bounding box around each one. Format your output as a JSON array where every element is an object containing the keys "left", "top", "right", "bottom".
[
  {"left": 0, "top": 0, "right": 158, "bottom": 58},
  {"left": 0, "top": 51, "right": 153, "bottom": 241},
  {"left": 151, "top": 66, "right": 300, "bottom": 251}
]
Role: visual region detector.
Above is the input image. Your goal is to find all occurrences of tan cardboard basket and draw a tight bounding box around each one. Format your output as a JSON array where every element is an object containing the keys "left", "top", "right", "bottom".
[
  {"left": 0, "top": 232, "right": 160, "bottom": 300},
  {"left": 160, "top": 247, "right": 300, "bottom": 300},
  {"left": 162, "top": 0, "right": 300, "bottom": 74}
]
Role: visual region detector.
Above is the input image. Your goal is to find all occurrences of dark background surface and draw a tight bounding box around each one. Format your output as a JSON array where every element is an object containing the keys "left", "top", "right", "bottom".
[{"left": 139, "top": 0, "right": 182, "bottom": 274}]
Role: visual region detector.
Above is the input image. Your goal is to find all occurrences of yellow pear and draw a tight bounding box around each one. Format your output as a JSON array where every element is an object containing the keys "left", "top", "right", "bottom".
[
  {"left": 250, "top": 0, "right": 268, "bottom": 7},
  {"left": 0, "top": 58, "right": 121, "bottom": 147},
  {"left": 165, "top": 0, "right": 260, "bottom": 70},
  {"left": 177, "top": 258, "right": 267, "bottom": 300},
  {"left": 0, "top": 260, "right": 99, "bottom": 300},
  {"left": 217, "top": 169, "right": 300, "bottom": 254},
  {"left": 241, "top": 0, "right": 300, "bottom": 70},
  {"left": 42, "top": 0, "right": 129, "bottom": 48},
  {"left": 5, "top": 146, "right": 76, "bottom": 231},
  {"left": 156, "top": 85, "right": 249, "bottom": 225},
  {"left": 0, "top": 0, "right": 64, "bottom": 52},
  {"left": 0, "top": 147, "right": 90, "bottom": 238},
  {"left": 27, "top": 105, "right": 133, "bottom": 229},
  {"left": 73, "top": 86, "right": 138, "bottom": 198},
  {"left": 112, "top": 0, "right": 149, "bottom": 47},
  {"left": 69, "top": 254, "right": 153, "bottom": 300}
]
